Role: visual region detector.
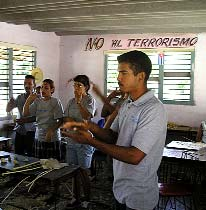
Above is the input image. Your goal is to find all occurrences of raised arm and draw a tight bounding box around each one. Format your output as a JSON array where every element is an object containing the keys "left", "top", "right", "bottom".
[
  {"left": 92, "top": 84, "right": 115, "bottom": 117},
  {"left": 61, "top": 123, "right": 145, "bottom": 165},
  {"left": 23, "top": 93, "right": 37, "bottom": 116},
  {"left": 6, "top": 97, "right": 16, "bottom": 112},
  {"left": 62, "top": 120, "right": 118, "bottom": 144}
]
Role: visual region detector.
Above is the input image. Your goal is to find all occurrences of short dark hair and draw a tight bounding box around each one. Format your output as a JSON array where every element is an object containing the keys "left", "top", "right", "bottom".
[
  {"left": 43, "top": 79, "right": 55, "bottom": 94},
  {"left": 25, "top": 75, "right": 35, "bottom": 84},
  {"left": 73, "top": 75, "right": 90, "bottom": 92},
  {"left": 117, "top": 50, "right": 152, "bottom": 82}
]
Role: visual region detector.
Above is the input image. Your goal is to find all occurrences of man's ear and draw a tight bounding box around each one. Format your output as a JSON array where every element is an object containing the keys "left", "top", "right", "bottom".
[
  {"left": 51, "top": 87, "right": 55, "bottom": 94},
  {"left": 138, "top": 72, "right": 146, "bottom": 82}
]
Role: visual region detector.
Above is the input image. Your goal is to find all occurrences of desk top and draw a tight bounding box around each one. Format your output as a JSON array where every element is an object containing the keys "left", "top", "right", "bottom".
[
  {"left": 0, "top": 151, "right": 39, "bottom": 171},
  {"left": 167, "top": 126, "right": 198, "bottom": 132},
  {"left": 166, "top": 141, "right": 206, "bottom": 151},
  {"left": 163, "top": 147, "right": 198, "bottom": 160},
  {"left": 0, "top": 151, "right": 81, "bottom": 183}
]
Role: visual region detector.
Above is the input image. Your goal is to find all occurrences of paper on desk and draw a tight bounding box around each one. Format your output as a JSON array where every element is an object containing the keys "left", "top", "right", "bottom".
[
  {"left": 166, "top": 141, "right": 206, "bottom": 151},
  {"left": 40, "top": 158, "right": 68, "bottom": 169}
]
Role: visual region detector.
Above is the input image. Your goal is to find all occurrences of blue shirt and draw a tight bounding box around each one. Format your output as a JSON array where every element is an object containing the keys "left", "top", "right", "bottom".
[{"left": 111, "top": 90, "right": 167, "bottom": 210}]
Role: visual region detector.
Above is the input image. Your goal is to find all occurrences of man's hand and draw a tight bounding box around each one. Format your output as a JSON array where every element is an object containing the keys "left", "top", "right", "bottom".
[
  {"left": 45, "top": 128, "right": 54, "bottom": 142},
  {"left": 108, "top": 89, "right": 122, "bottom": 100},
  {"left": 16, "top": 118, "right": 26, "bottom": 125},
  {"left": 26, "top": 92, "right": 38, "bottom": 104},
  {"left": 61, "top": 129, "right": 94, "bottom": 145},
  {"left": 6, "top": 97, "right": 15, "bottom": 112},
  {"left": 62, "top": 120, "right": 89, "bottom": 131}
]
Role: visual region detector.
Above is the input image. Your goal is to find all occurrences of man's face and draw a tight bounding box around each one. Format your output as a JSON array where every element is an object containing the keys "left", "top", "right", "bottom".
[
  {"left": 24, "top": 78, "right": 35, "bottom": 93},
  {"left": 117, "top": 62, "right": 140, "bottom": 93}
]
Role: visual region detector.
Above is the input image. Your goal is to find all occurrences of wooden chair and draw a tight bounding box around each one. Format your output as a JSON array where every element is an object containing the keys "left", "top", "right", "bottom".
[{"left": 157, "top": 157, "right": 196, "bottom": 210}]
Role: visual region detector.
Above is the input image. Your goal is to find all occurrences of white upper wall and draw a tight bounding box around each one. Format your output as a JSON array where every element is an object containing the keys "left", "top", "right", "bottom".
[
  {"left": 0, "top": 22, "right": 60, "bottom": 97},
  {"left": 59, "top": 34, "right": 206, "bottom": 127}
]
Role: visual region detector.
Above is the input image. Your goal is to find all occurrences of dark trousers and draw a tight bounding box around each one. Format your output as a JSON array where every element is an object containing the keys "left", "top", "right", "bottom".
[
  {"left": 114, "top": 199, "right": 156, "bottom": 210},
  {"left": 114, "top": 199, "right": 135, "bottom": 210},
  {"left": 15, "top": 131, "right": 35, "bottom": 156}
]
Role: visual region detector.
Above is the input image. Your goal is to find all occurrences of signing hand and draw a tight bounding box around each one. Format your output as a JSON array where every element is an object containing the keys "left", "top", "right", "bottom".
[
  {"left": 27, "top": 92, "right": 38, "bottom": 104},
  {"left": 74, "top": 89, "right": 83, "bottom": 104},
  {"left": 61, "top": 129, "right": 94, "bottom": 145},
  {"left": 108, "top": 89, "right": 122, "bottom": 99},
  {"left": 62, "top": 120, "right": 89, "bottom": 131}
]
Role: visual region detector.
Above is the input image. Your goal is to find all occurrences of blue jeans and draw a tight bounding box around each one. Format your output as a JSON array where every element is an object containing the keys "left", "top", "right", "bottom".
[{"left": 66, "top": 143, "right": 94, "bottom": 168}]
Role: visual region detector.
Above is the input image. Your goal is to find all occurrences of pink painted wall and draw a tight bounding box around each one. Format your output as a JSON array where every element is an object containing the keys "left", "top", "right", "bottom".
[
  {"left": 59, "top": 34, "right": 206, "bottom": 127},
  {"left": 0, "top": 21, "right": 205, "bottom": 127},
  {"left": 0, "top": 22, "right": 60, "bottom": 97}
]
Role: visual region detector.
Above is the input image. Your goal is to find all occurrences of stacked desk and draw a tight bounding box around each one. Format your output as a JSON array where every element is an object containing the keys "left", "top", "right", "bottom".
[
  {"left": 162, "top": 141, "right": 206, "bottom": 210},
  {"left": 167, "top": 126, "right": 198, "bottom": 144}
]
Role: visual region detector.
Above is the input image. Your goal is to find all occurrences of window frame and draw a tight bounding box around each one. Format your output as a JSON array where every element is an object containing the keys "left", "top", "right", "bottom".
[
  {"left": 104, "top": 48, "right": 195, "bottom": 105},
  {"left": 0, "top": 45, "right": 36, "bottom": 119}
]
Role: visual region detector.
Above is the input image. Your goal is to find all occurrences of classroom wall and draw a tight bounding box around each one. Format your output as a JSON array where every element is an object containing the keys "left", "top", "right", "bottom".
[
  {"left": 59, "top": 34, "right": 206, "bottom": 127},
  {"left": 0, "top": 22, "right": 60, "bottom": 129},
  {"left": 0, "top": 22, "right": 60, "bottom": 96},
  {"left": 0, "top": 22, "right": 205, "bottom": 127}
]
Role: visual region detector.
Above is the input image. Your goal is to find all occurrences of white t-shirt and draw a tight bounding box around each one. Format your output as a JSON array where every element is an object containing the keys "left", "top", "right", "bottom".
[
  {"left": 111, "top": 90, "right": 167, "bottom": 210},
  {"left": 29, "top": 97, "right": 64, "bottom": 142}
]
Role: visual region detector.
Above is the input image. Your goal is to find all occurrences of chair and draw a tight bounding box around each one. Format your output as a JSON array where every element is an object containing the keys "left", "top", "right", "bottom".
[
  {"left": 90, "top": 150, "right": 107, "bottom": 178},
  {"left": 157, "top": 157, "right": 195, "bottom": 210},
  {"left": 90, "top": 118, "right": 107, "bottom": 178}
]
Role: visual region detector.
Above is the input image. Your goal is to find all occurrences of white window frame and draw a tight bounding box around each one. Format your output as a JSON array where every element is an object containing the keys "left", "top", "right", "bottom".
[
  {"left": 104, "top": 49, "right": 195, "bottom": 105},
  {"left": 0, "top": 43, "right": 36, "bottom": 119}
]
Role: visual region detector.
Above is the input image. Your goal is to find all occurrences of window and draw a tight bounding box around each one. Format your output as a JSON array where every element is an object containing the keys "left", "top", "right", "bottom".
[
  {"left": 0, "top": 45, "right": 36, "bottom": 118},
  {"left": 105, "top": 49, "right": 194, "bottom": 105}
]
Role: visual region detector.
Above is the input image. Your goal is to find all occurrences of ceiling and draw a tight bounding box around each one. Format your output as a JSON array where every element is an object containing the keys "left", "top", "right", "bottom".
[{"left": 0, "top": 0, "right": 206, "bottom": 36}]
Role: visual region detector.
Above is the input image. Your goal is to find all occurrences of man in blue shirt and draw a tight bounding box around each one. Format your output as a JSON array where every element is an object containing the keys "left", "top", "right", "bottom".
[
  {"left": 6, "top": 75, "right": 36, "bottom": 156},
  {"left": 62, "top": 50, "right": 167, "bottom": 210}
]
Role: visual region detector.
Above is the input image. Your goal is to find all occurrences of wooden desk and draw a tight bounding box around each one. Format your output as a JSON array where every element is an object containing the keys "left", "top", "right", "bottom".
[
  {"left": 0, "top": 151, "right": 38, "bottom": 171},
  {"left": 167, "top": 126, "right": 198, "bottom": 142},
  {"left": 162, "top": 146, "right": 206, "bottom": 184},
  {"left": 0, "top": 151, "right": 90, "bottom": 208}
]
